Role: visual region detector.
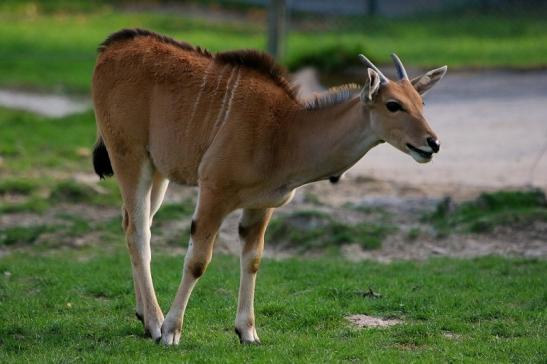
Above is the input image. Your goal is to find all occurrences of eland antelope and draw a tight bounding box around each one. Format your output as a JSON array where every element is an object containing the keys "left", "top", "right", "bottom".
[{"left": 92, "top": 28, "right": 447, "bottom": 345}]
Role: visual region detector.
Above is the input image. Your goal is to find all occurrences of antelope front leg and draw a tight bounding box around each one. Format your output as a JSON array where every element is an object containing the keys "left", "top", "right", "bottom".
[
  {"left": 235, "top": 208, "right": 273, "bottom": 344},
  {"left": 160, "top": 189, "right": 228, "bottom": 345}
]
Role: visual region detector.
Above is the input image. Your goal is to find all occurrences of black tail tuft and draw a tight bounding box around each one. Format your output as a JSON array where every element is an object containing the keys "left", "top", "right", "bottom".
[{"left": 92, "top": 137, "right": 114, "bottom": 179}]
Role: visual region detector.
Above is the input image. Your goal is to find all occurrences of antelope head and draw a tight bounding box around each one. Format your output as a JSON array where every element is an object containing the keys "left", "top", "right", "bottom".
[{"left": 359, "top": 53, "right": 447, "bottom": 163}]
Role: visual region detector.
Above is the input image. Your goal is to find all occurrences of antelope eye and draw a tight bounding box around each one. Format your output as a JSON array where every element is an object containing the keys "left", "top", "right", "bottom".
[{"left": 386, "top": 101, "right": 403, "bottom": 112}]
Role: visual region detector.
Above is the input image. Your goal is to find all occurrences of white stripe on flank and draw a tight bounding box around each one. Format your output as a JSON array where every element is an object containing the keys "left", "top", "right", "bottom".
[
  {"left": 202, "top": 65, "right": 229, "bottom": 125},
  {"left": 221, "top": 69, "right": 241, "bottom": 127},
  {"left": 188, "top": 62, "right": 213, "bottom": 124},
  {"left": 214, "top": 67, "right": 238, "bottom": 127}
]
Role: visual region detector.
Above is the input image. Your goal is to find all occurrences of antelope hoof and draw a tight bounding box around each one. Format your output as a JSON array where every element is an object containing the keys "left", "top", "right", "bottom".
[
  {"left": 141, "top": 311, "right": 164, "bottom": 341},
  {"left": 136, "top": 312, "right": 162, "bottom": 340},
  {"left": 235, "top": 327, "right": 261, "bottom": 345},
  {"left": 145, "top": 322, "right": 163, "bottom": 341},
  {"left": 160, "top": 317, "right": 181, "bottom": 345}
]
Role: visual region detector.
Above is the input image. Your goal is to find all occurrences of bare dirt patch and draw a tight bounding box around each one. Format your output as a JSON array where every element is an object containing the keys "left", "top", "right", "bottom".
[
  {"left": 346, "top": 314, "right": 402, "bottom": 328},
  {"left": 0, "top": 89, "right": 90, "bottom": 118}
]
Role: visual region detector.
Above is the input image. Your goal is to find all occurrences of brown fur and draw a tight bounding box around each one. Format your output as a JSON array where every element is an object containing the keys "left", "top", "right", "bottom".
[
  {"left": 247, "top": 256, "right": 261, "bottom": 274},
  {"left": 98, "top": 28, "right": 297, "bottom": 101},
  {"left": 93, "top": 29, "right": 302, "bottom": 188},
  {"left": 188, "top": 261, "right": 206, "bottom": 278}
]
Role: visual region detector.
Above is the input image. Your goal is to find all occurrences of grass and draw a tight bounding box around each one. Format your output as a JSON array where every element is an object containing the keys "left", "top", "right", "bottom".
[
  {"left": 0, "top": 251, "right": 545, "bottom": 362},
  {"left": 267, "top": 210, "right": 394, "bottom": 251},
  {"left": 0, "top": 225, "right": 49, "bottom": 246},
  {"left": 0, "top": 107, "right": 122, "bottom": 210},
  {"left": 0, "top": 211, "right": 120, "bottom": 247},
  {"left": 1, "top": 4, "right": 547, "bottom": 92},
  {"left": 425, "top": 190, "right": 547, "bottom": 236},
  {"left": 0, "top": 107, "right": 95, "bottom": 173},
  {"left": 287, "top": 14, "right": 547, "bottom": 72},
  {"left": 153, "top": 200, "right": 195, "bottom": 224},
  {"left": 0, "top": 178, "right": 37, "bottom": 195},
  {"left": 0, "top": 7, "right": 264, "bottom": 93},
  {"left": 49, "top": 179, "right": 120, "bottom": 207}
]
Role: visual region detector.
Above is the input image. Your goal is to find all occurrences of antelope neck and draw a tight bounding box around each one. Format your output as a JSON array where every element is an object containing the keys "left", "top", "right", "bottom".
[{"left": 286, "top": 97, "right": 381, "bottom": 187}]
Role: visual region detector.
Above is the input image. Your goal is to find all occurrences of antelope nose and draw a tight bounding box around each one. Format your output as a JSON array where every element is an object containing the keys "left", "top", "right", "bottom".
[{"left": 427, "top": 137, "right": 440, "bottom": 153}]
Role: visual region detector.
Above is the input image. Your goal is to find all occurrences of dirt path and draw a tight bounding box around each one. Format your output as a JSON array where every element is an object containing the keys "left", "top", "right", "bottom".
[
  {"left": 294, "top": 68, "right": 547, "bottom": 191},
  {"left": 0, "top": 89, "right": 89, "bottom": 118}
]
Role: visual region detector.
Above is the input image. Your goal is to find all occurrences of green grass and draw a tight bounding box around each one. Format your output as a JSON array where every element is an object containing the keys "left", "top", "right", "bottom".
[
  {"left": 0, "top": 108, "right": 95, "bottom": 173},
  {"left": 0, "top": 197, "right": 49, "bottom": 214},
  {"left": 0, "top": 178, "right": 37, "bottom": 195},
  {"left": 0, "top": 212, "right": 121, "bottom": 247},
  {"left": 0, "top": 251, "right": 545, "bottom": 362},
  {"left": 286, "top": 14, "right": 547, "bottom": 72},
  {"left": 153, "top": 200, "right": 195, "bottom": 224},
  {"left": 1, "top": 5, "right": 547, "bottom": 92},
  {"left": 425, "top": 190, "right": 547, "bottom": 235},
  {"left": 267, "top": 210, "right": 394, "bottom": 251},
  {"left": 0, "top": 225, "right": 49, "bottom": 246},
  {"left": 0, "top": 8, "right": 264, "bottom": 93},
  {"left": 0, "top": 107, "right": 122, "bottom": 210}
]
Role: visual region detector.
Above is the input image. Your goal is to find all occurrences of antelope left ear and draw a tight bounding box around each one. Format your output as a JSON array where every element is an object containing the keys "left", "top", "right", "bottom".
[
  {"left": 411, "top": 66, "right": 447, "bottom": 95},
  {"left": 361, "top": 68, "right": 381, "bottom": 104}
]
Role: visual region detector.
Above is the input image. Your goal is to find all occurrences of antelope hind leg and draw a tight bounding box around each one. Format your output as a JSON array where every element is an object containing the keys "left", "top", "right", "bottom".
[
  {"left": 132, "top": 172, "right": 168, "bottom": 327},
  {"left": 118, "top": 158, "right": 164, "bottom": 340}
]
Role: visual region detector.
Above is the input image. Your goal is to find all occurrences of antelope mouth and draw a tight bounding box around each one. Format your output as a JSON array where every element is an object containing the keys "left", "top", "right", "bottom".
[{"left": 406, "top": 143, "right": 433, "bottom": 162}]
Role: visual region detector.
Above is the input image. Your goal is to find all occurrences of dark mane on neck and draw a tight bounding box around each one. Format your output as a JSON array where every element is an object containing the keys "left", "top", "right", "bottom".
[
  {"left": 98, "top": 28, "right": 298, "bottom": 100},
  {"left": 215, "top": 49, "right": 298, "bottom": 100},
  {"left": 98, "top": 28, "right": 211, "bottom": 56},
  {"left": 303, "top": 84, "right": 362, "bottom": 110}
]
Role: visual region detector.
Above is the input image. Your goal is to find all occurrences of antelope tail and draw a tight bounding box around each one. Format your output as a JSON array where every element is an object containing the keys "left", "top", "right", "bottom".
[{"left": 92, "top": 135, "right": 114, "bottom": 179}]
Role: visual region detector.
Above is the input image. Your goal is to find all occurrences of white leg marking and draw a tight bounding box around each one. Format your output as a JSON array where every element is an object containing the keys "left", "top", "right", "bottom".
[{"left": 150, "top": 177, "right": 169, "bottom": 224}]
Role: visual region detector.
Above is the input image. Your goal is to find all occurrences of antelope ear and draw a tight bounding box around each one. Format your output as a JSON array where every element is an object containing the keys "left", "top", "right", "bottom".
[
  {"left": 361, "top": 68, "right": 381, "bottom": 104},
  {"left": 411, "top": 66, "right": 447, "bottom": 95}
]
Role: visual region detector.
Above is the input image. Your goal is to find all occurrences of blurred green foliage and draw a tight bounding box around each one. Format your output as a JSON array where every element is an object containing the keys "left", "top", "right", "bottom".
[
  {"left": 1, "top": 2, "right": 546, "bottom": 92},
  {"left": 267, "top": 210, "right": 395, "bottom": 251},
  {"left": 425, "top": 190, "right": 547, "bottom": 236}
]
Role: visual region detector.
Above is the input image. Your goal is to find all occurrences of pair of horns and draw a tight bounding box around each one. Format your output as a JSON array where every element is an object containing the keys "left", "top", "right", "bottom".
[{"left": 358, "top": 53, "right": 408, "bottom": 83}]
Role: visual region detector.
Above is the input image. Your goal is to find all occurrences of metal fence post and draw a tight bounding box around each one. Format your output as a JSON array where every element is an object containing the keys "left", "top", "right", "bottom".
[
  {"left": 368, "top": 0, "right": 378, "bottom": 15},
  {"left": 267, "top": 0, "right": 287, "bottom": 60}
]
